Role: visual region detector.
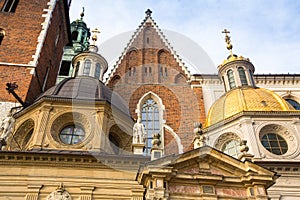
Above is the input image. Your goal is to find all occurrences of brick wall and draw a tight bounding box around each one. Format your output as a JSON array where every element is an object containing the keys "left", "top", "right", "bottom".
[
  {"left": 0, "top": 0, "right": 70, "bottom": 103},
  {"left": 107, "top": 23, "right": 206, "bottom": 153}
]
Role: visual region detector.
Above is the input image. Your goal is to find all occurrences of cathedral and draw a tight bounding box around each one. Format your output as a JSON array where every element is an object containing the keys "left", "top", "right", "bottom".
[{"left": 0, "top": 0, "right": 300, "bottom": 199}]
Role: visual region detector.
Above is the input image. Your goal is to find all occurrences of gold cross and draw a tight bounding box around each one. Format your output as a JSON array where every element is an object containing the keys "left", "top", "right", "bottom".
[
  {"left": 222, "top": 28, "right": 233, "bottom": 52},
  {"left": 222, "top": 29, "right": 230, "bottom": 36},
  {"left": 91, "top": 28, "right": 101, "bottom": 44}
]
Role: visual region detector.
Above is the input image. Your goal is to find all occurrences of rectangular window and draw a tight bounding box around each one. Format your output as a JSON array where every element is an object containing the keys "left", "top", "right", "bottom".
[
  {"left": 59, "top": 61, "right": 71, "bottom": 76},
  {"left": 1, "top": 0, "right": 19, "bottom": 13}
]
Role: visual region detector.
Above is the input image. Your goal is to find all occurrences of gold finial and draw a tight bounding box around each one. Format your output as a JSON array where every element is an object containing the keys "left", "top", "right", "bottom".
[
  {"left": 91, "top": 28, "right": 100, "bottom": 45},
  {"left": 80, "top": 7, "right": 85, "bottom": 19},
  {"left": 222, "top": 29, "right": 233, "bottom": 55}
]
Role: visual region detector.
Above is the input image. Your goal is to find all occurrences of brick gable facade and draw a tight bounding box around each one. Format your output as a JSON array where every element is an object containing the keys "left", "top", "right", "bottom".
[{"left": 107, "top": 15, "right": 206, "bottom": 154}]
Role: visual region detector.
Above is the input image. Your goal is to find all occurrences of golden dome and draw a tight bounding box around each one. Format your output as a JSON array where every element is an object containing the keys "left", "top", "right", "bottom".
[{"left": 205, "top": 87, "right": 294, "bottom": 127}]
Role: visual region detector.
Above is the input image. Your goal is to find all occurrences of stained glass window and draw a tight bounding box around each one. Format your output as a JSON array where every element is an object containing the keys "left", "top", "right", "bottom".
[
  {"left": 60, "top": 125, "right": 85, "bottom": 145},
  {"left": 141, "top": 98, "right": 160, "bottom": 155}
]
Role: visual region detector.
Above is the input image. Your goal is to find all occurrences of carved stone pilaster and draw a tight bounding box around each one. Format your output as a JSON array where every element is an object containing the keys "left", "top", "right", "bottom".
[
  {"left": 80, "top": 186, "right": 95, "bottom": 200},
  {"left": 131, "top": 186, "right": 144, "bottom": 200},
  {"left": 31, "top": 105, "right": 53, "bottom": 149},
  {"left": 25, "top": 184, "right": 43, "bottom": 200}
]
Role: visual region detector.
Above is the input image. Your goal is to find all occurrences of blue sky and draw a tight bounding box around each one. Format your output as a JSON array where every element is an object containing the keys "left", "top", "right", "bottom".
[{"left": 69, "top": 0, "right": 300, "bottom": 74}]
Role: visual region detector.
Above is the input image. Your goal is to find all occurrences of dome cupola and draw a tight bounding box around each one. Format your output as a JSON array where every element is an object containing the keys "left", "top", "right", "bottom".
[
  {"left": 218, "top": 29, "right": 256, "bottom": 92},
  {"left": 204, "top": 29, "right": 295, "bottom": 128},
  {"left": 72, "top": 28, "right": 108, "bottom": 81}
]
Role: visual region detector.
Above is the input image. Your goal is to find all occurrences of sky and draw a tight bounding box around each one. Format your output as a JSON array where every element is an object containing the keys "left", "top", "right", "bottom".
[{"left": 69, "top": 0, "right": 300, "bottom": 75}]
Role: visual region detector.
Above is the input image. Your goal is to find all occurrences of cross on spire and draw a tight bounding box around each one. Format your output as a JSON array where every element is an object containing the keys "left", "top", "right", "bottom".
[
  {"left": 91, "top": 28, "right": 100, "bottom": 44},
  {"left": 145, "top": 9, "right": 152, "bottom": 17},
  {"left": 222, "top": 28, "right": 233, "bottom": 54}
]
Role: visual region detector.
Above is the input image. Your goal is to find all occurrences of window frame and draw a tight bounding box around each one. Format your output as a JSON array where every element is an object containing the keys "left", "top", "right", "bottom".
[
  {"left": 227, "top": 69, "right": 236, "bottom": 89},
  {"left": 59, "top": 124, "right": 86, "bottom": 145},
  {"left": 1, "top": 0, "right": 19, "bottom": 12},
  {"left": 238, "top": 67, "right": 248, "bottom": 86},
  {"left": 83, "top": 59, "right": 91, "bottom": 76}
]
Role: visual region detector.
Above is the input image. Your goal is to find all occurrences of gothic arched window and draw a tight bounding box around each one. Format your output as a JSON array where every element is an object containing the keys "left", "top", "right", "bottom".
[
  {"left": 227, "top": 69, "right": 236, "bottom": 89},
  {"left": 238, "top": 67, "right": 248, "bottom": 86},
  {"left": 95, "top": 63, "right": 101, "bottom": 79},
  {"left": 83, "top": 59, "right": 91, "bottom": 76},
  {"left": 141, "top": 98, "right": 160, "bottom": 155}
]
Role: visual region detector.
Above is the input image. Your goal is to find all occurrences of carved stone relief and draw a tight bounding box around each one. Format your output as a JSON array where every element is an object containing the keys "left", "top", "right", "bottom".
[
  {"left": 214, "top": 132, "right": 241, "bottom": 150},
  {"left": 46, "top": 183, "right": 72, "bottom": 200}
]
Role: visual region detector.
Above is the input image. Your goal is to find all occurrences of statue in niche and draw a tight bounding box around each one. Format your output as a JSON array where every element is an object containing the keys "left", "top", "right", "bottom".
[
  {"left": 133, "top": 117, "right": 146, "bottom": 144},
  {"left": 46, "top": 183, "right": 72, "bottom": 200},
  {"left": 0, "top": 110, "right": 15, "bottom": 149}
]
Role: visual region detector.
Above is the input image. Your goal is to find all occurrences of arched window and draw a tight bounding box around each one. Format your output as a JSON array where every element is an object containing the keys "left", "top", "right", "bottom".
[
  {"left": 83, "top": 59, "right": 91, "bottom": 76},
  {"left": 222, "top": 139, "right": 240, "bottom": 158},
  {"left": 60, "top": 125, "right": 85, "bottom": 145},
  {"left": 261, "top": 133, "right": 287, "bottom": 155},
  {"left": 95, "top": 63, "right": 101, "bottom": 79},
  {"left": 0, "top": 29, "right": 5, "bottom": 45},
  {"left": 285, "top": 99, "right": 300, "bottom": 110},
  {"left": 227, "top": 69, "right": 236, "bottom": 89},
  {"left": 141, "top": 98, "right": 160, "bottom": 155},
  {"left": 71, "top": 31, "right": 78, "bottom": 41},
  {"left": 238, "top": 67, "right": 248, "bottom": 86}
]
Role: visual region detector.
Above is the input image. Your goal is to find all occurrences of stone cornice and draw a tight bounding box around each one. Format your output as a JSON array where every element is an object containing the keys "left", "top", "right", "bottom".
[
  {"left": 0, "top": 150, "right": 149, "bottom": 171},
  {"left": 204, "top": 110, "right": 300, "bottom": 132}
]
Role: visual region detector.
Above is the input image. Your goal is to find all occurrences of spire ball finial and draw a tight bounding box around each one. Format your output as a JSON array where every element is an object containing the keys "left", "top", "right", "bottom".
[
  {"left": 80, "top": 7, "right": 85, "bottom": 19},
  {"left": 222, "top": 28, "right": 233, "bottom": 55},
  {"left": 145, "top": 9, "right": 152, "bottom": 17}
]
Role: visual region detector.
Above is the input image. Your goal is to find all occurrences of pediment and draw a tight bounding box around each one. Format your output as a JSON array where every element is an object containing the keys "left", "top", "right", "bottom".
[{"left": 138, "top": 146, "right": 276, "bottom": 185}]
